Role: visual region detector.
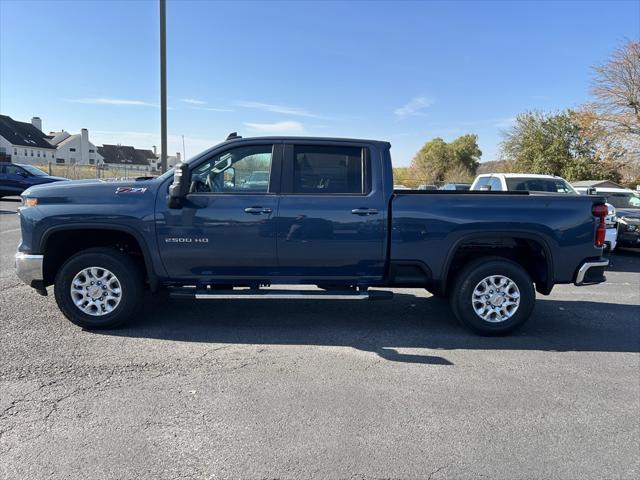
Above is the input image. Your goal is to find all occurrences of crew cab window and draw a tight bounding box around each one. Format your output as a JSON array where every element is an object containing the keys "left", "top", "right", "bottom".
[
  {"left": 190, "top": 145, "right": 273, "bottom": 193},
  {"left": 293, "top": 145, "right": 365, "bottom": 194}
]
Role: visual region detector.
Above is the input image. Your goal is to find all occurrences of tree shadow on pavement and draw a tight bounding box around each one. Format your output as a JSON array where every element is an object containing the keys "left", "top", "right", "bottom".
[{"left": 96, "top": 293, "right": 640, "bottom": 366}]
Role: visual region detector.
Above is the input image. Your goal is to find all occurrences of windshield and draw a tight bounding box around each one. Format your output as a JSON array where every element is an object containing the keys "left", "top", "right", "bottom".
[
  {"left": 505, "top": 177, "right": 577, "bottom": 193},
  {"left": 605, "top": 192, "right": 640, "bottom": 209},
  {"left": 19, "top": 164, "right": 48, "bottom": 176}
]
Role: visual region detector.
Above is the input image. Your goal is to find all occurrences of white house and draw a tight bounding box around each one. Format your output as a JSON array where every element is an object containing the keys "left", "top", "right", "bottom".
[
  {"left": 48, "top": 128, "right": 104, "bottom": 166},
  {"left": 0, "top": 115, "right": 56, "bottom": 165},
  {"left": 153, "top": 151, "right": 182, "bottom": 171}
]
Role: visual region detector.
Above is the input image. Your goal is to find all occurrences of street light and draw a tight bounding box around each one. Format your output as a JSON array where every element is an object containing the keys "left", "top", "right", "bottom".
[{"left": 160, "top": 0, "right": 167, "bottom": 173}]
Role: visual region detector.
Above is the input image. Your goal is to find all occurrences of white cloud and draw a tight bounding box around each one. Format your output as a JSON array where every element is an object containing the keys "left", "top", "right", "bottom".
[
  {"left": 192, "top": 106, "right": 235, "bottom": 112},
  {"left": 180, "top": 98, "right": 207, "bottom": 105},
  {"left": 65, "top": 98, "right": 158, "bottom": 107},
  {"left": 236, "top": 101, "right": 321, "bottom": 118},
  {"left": 394, "top": 96, "right": 434, "bottom": 119},
  {"left": 243, "top": 121, "right": 304, "bottom": 133}
]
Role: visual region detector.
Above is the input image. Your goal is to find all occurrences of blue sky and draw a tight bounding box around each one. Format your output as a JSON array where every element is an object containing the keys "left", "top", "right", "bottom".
[{"left": 1, "top": 0, "right": 638, "bottom": 166}]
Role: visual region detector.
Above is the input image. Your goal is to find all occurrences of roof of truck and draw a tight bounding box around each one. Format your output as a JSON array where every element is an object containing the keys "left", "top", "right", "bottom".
[
  {"left": 475, "top": 173, "right": 564, "bottom": 179},
  {"left": 223, "top": 135, "right": 392, "bottom": 148}
]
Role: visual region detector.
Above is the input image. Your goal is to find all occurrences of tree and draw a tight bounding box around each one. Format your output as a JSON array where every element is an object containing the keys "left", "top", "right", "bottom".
[
  {"left": 409, "top": 134, "right": 481, "bottom": 184},
  {"left": 590, "top": 40, "right": 640, "bottom": 140},
  {"left": 587, "top": 39, "right": 640, "bottom": 185},
  {"left": 500, "top": 110, "right": 621, "bottom": 182}
]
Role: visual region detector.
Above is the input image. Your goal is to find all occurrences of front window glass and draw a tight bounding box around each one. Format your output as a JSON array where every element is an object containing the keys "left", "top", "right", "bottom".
[
  {"left": 19, "top": 164, "right": 47, "bottom": 176},
  {"left": 190, "top": 145, "right": 273, "bottom": 193},
  {"left": 606, "top": 193, "right": 640, "bottom": 209}
]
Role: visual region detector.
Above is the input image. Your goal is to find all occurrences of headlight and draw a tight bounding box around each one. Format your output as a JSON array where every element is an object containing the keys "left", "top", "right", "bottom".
[
  {"left": 626, "top": 224, "right": 637, "bottom": 232},
  {"left": 22, "top": 197, "right": 38, "bottom": 208}
]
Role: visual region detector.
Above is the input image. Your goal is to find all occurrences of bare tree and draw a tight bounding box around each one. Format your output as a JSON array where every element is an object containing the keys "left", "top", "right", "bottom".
[{"left": 590, "top": 40, "right": 640, "bottom": 138}]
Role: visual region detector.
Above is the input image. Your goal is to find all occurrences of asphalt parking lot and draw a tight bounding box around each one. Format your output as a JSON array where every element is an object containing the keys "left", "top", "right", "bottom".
[{"left": 0, "top": 198, "right": 639, "bottom": 479}]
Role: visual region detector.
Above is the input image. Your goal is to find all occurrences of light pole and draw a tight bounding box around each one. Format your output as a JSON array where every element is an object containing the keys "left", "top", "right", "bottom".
[{"left": 160, "top": 0, "right": 168, "bottom": 173}]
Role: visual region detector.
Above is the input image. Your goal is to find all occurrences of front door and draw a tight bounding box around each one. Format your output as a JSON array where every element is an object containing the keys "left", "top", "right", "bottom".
[
  {"left": 156, "top": 143, "right": 280, "bottom": 280},
  {"left": 275, "top": 143, "right": 387, "bottom": 282}
]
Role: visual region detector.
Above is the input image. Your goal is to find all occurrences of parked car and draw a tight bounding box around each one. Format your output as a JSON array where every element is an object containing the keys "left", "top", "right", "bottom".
[
  {"left": 0, "top": 162, "right": 68, "bottom": 198},
  {"left": 470, "top": 173, "right": 577, "bottom": 193},
  {"left": 472, "top": 173, "right": 618, "bottom": 250},
  {"left": 439, "top": 182, "right": 471, "bottom": 191},
  {"left": 575, "top": 186, "right": 640, "bottom": 248},
  {"left": 16, "top": 136, "right": 609, "bottom": 335}
]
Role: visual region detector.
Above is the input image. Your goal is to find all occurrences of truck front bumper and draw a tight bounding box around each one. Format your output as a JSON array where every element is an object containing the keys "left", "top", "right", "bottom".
[
  {"left": 574, "top": 258, "right": 609, "bottom": 286},
  {"left": 15, "top": 252, "right": 44, "bottom": 289}
]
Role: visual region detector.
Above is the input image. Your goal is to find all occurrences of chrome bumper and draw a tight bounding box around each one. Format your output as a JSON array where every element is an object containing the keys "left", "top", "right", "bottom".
[
  {"left": 15, "top": 252, "right": 44, "bottom": 287},
  {"left": 574, "top": 259, "right": 609, "bottom": 286}
]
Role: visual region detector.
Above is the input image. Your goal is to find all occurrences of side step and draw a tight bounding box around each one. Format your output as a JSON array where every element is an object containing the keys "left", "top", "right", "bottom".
[{"left": 169, "top": 288, "right": 393, "bottom": 301}]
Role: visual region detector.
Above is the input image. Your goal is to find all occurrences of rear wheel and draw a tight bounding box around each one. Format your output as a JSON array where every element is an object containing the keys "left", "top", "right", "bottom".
[
  {"left": 54, "top": 247, "right": 143, "bottom": 329},
  {"left": 449, "top": 258, "right": 535, "bottom": 335}
]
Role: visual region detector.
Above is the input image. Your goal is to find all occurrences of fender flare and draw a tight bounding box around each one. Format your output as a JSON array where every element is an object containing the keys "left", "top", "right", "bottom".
[
  {"left": 439, "top": 230, "right": 555, "bottom": 295},
  {"left": 40, "top": 223, "right": 160, "bottom": 291}
]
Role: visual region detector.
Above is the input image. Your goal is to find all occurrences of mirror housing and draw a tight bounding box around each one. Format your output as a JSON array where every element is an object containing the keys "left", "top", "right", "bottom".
[
  {"left": 479, "top": 185, "right": 492, "bottom": 191},
  {"left": 167, "top": 162, "right": 190, "bottom": 209},
  {"left": 586, "top": 187, "right": 597, "bottom": 195}
]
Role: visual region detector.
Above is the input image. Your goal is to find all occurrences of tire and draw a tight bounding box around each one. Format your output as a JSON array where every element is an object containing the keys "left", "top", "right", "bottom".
[
  {"left": 54, "top": 247, "right": 143, "bottom": 329},
  {"left": 449, "top": 257, "right": 535, "bottom": 335}
]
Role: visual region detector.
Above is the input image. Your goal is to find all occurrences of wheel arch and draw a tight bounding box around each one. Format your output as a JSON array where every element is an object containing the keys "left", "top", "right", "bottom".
[
  {"left": 439, "top": 231, "right": 555, "bottom": 295},
  {"left": 40, "top": 224, "right": 158, "bottom": 291}
]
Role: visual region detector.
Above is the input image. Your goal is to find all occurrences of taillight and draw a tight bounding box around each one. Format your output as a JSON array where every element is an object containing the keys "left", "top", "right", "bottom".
[{"left": 592, "top": 204, "right": 608, "bottom": 247}]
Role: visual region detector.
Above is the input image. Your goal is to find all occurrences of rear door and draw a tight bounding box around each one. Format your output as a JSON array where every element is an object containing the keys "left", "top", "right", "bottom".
[{"left": 276, "top": 142, "right": 387, "bottom": 281}]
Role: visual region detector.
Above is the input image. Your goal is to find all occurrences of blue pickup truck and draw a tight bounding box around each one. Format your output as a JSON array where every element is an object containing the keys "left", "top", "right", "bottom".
[{"left": 15, "top": 135, "right": 610, "bottom": 334}]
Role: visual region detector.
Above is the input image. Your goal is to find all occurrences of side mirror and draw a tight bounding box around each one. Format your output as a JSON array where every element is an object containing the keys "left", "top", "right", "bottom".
[
  {"left": 168, "top": 162, "right": 191, "bottom": 209},
  {"left": 586, "top": 187, "right": 597, "bottom": 195},
  {"left": 479, "top": 185, "right": 492, "bottom": 191}
]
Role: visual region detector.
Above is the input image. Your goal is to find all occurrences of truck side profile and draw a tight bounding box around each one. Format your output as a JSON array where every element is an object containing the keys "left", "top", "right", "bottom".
[{"left": 16, "top": 136, "right": 610, "bottom": 334}]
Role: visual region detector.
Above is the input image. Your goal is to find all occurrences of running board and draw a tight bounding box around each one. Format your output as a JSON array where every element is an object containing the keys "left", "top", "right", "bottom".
[{"left": 169, "top": 288, "right": 393, "bottom": 301}]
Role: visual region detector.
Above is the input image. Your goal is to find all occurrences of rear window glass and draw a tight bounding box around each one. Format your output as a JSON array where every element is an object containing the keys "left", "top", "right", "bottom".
[{"left": 293, "top": 145, "right": 365, "bottom": 194}]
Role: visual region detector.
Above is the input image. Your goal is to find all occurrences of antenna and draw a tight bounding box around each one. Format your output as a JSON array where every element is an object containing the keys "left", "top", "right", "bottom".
[{"left": 226, "top": 132, "right": 242, "bottom": 141}]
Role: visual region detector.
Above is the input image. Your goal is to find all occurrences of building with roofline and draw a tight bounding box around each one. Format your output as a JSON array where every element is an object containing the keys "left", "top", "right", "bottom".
[
  {"left": 97, "top": 144, "right": 155, "bottom": 173},
  {"left": 0, "top": 115, "right": 56, "bottom": 164},
  {"left": 48, "top": 128, "right": 104, "bottom": 166}
]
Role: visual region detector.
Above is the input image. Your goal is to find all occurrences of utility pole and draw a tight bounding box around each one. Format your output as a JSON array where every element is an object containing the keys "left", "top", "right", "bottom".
[{"left": 160, "top": 0, "right": 168, "bottom": 173}]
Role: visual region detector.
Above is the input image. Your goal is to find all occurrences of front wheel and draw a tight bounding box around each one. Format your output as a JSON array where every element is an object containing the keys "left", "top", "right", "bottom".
[
  {"left": 54, "top": 247, "right": 143, "bottom": 329},
  {"left": 449, "top": 258, "right": 535, "bottom": 335}
]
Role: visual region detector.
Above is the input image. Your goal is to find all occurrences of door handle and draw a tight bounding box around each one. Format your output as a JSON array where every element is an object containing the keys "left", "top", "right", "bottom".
[
  {"left": 351, "top": 208, "right": 379, "bottom": 216},
  {"left": 244, "top": 206, "right": 272, "bottom": 215}
]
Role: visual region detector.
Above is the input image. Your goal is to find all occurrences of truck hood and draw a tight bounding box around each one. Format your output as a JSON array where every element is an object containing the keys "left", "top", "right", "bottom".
[{"left": 21, "top": 178, "right": 160, "bottom": 205}]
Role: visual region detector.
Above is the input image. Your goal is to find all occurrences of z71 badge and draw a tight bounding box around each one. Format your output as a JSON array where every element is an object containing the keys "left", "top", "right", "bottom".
[{"left": 115, "top": 187, "right": 147, "bottom": 194}]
